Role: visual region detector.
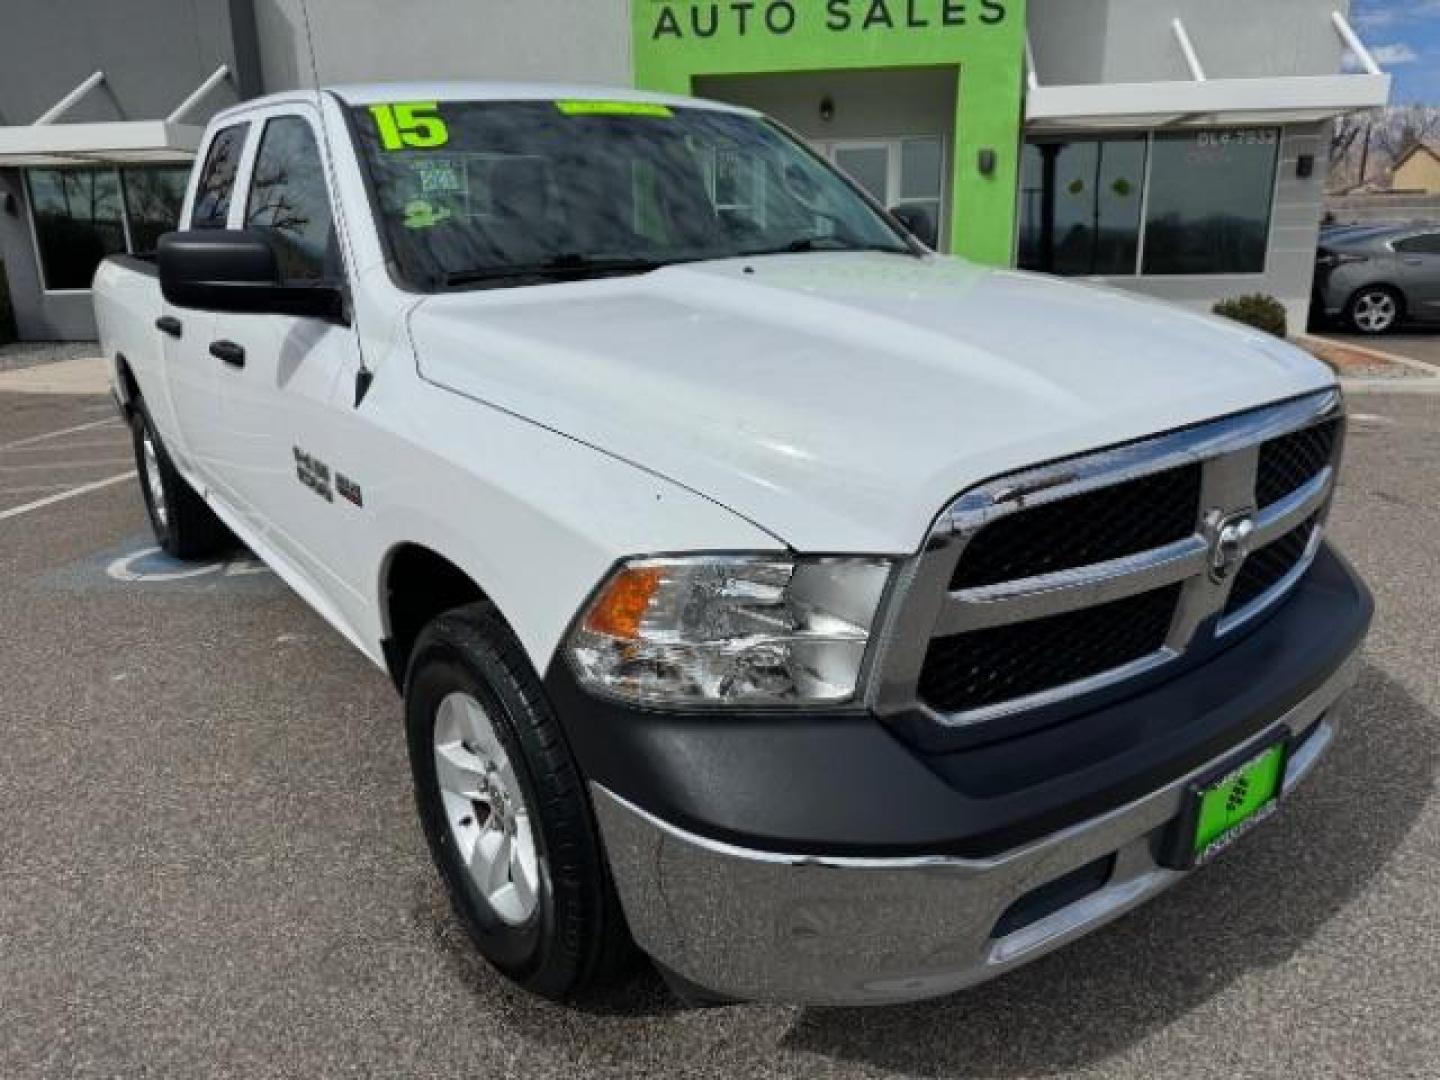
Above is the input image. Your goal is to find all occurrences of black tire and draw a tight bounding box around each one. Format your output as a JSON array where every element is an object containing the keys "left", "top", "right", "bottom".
[
  {"left": 404, "top": 602, "right": 634, "bottom": 1000},
  {"left": 1345, "top": 285, "right": 1403, "bottom": 335},
  {"left": 129, "top": 406, "right": 232, "bottom": 560}
]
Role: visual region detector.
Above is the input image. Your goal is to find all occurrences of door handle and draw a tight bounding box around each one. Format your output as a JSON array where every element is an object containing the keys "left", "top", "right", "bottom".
[
  {"left": 209, "top": 340, "right": 246, "bottom": 368},
  {"left": 155, "top": 316, "right": 183, "bottom": 338}
]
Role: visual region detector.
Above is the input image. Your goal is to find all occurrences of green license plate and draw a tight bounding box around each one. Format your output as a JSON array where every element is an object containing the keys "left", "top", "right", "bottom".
[{"left": 1165, "top": 736, "right": 1289, "bottom": 869}]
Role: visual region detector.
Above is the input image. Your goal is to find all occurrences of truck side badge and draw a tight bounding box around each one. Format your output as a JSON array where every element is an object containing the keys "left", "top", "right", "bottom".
[
  {"left": 293, "top": 446, "right": 334, "bottom": 503},
  {"left": 336, "top": 473, "right": 365, "bottom": 508}
]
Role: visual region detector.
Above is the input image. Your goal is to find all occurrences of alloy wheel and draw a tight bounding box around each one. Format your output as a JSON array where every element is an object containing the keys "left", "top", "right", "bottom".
[
  {"left": 141, "top": 429, "right": 169, "bottom": 529},
  {"left": 432, "top": 691, "right": 540, "bottom": 926},
  {"left": 1353, "top": 290, "right": 1398, "bottom": 333}
]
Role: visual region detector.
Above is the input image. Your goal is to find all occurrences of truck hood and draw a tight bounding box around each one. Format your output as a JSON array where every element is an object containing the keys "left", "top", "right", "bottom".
[{"left": 408, "top": 253, "right": 1334, "bottom": 553}]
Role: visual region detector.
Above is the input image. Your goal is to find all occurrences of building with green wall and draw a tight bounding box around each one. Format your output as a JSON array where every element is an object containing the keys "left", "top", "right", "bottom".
[
  {"left": 0, "top": 0, "right": 1392, "bottom": 340},
  {"left": 631, "top": 0, "right": 1027, "bottom": 265}
]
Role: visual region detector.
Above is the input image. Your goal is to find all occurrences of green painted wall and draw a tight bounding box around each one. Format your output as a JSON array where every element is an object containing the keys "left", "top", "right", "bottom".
[{"left": 631, "top": 0, "right": 1027, "bottom": 265}]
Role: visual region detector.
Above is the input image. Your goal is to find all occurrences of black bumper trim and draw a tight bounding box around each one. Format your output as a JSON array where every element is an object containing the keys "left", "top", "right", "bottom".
[{"left": 544, "top": 543, "right": 1371, "bottom": 859}]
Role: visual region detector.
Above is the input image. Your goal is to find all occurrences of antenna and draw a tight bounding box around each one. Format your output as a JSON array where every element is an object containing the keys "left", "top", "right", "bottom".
[{"left": 298, "top": 0, "right": 375, "bottom": 405}]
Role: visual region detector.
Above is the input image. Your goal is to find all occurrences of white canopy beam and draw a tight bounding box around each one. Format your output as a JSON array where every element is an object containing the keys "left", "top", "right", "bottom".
[
  {"left": 166, "top": 65, "right": 230, "bottom": 124},
  {"left": 1024, "top": 35, "right": 1040, "bottom": 92},
  {"left": 33, "top": 71, "right": 106, "bottom": 125},
  {"left": 1332, "top": 10, "right": 1382, "bottom": 76},
  {"left": 1027, "top": 73, "right": 1391, "bottom": 131},
  {"left": 1171, "top": 18, "right": 1207, "bottom": 82}
]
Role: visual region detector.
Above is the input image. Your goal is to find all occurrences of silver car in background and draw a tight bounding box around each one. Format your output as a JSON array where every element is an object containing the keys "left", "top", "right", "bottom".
[{"left": 1314, "top": 223, "right": 1440, "bottom": 334}]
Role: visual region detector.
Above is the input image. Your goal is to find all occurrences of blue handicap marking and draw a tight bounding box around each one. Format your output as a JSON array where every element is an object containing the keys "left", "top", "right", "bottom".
[{"left": 41, "top": 535, "right": 284, "bottom": 595}]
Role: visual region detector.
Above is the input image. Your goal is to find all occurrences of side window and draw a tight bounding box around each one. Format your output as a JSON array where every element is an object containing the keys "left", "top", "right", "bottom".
[
  {"left": 244, "top": 116, "right": 338, "bottom": 283},
  {"left": 190, "top": 123, "right": 249, "bottom": 230},
  {"left": 1395, "top": 233, "right": 1440, "bottom": 255}
]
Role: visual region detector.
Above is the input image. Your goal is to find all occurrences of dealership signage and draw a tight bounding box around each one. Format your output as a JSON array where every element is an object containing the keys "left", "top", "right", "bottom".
[
  {"left": 647, "top": 1, "right": 1010, "bottom": 39},
  {"left": 631, "top": 0, "right": 1027, "bottom": 266}
]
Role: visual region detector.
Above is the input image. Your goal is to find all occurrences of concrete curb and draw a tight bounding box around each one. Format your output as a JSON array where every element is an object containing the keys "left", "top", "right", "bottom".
[
  {"left": 1341, "top": 377, "right": 1440, "bottom": 394},
  {"left": 1297, "top": 333, "right": 1440, "bottom": 378},
  {"left": 0, "top": 356, "right": 108, "bottom": 396}
]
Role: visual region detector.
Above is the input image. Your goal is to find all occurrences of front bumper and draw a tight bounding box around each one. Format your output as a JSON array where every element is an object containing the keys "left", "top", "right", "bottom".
[{"left": 593, "top": 653, "right": 1357, "bottom": 1005}]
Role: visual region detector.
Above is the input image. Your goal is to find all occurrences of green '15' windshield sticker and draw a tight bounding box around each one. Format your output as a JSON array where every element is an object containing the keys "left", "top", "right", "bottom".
[
  {"left": 555, "top": 100, "right": 673, "bottom": 118},
  {"left": 369, "top": 103, "right": 449, "bottom": 150}
]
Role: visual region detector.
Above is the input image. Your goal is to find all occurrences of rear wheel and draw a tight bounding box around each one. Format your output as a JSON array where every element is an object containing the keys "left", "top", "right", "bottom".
[
  {"left": 1346, "top": 286, "right": 1402, "bottom": 335},
  {"left": 405, "top": 602, "right": 634, "bottom": 999},
  {"left": 129, "top": 407, "right": 231, "bottom": 559}
]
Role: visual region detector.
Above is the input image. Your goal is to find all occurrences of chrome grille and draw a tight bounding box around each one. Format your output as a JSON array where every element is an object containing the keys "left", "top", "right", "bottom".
[
  {"left": 949, "top": 464, "right": 1202, "bottom": 590},
  {"left": 1256, "top": 419, "right": 1339, "bottom": 507},
  {"left": 1222, "top": 515, "right": 1321, "bottom": 620},
  {"left": 918, "top": 585, "right": 1182, "bottom": 714},
  {"left": 871, "top": 391, "right": 1343, "bottom": 728}
]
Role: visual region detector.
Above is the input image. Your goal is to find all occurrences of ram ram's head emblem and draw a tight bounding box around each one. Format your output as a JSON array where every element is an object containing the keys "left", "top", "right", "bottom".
[{"left": 1210, "top": 512, "right": 1257, "bottom": 580}]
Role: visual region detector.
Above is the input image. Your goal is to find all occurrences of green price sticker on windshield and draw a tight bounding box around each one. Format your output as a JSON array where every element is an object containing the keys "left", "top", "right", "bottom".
[
  {"left": 370, "top": 102, "right": 449, "bottom": 150},
  {"left": 555, "top": 100, "right": 673, "bottom": 118}
]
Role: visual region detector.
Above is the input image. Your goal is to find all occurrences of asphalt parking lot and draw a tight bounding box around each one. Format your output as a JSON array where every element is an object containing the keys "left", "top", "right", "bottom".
[{"left": 1, "top": 386, "right": 1437, "bottom": 1079}]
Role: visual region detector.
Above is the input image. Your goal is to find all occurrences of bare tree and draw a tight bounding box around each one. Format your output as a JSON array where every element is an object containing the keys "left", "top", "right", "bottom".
[
  {"left": 1370, "top": 104, "right": 1440, "bottom": 163},
  {"left": 1329, "top": 105, "right": 1440, "bottom": 191}
]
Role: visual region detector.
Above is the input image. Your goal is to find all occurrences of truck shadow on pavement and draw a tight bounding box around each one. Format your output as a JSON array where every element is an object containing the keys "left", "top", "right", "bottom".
[{"left": 782, "top": 662, "right": 1434, "bottom": 1077}]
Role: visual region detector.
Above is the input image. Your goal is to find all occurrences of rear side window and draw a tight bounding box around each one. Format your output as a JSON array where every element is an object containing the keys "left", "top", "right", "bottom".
[
  {"left": 244, "top": 116, "right": 338, "bottom": 283},
  {"left": 1394, "top": 233, "right": 1440, "bottom": 255},
  {"left": 190, "top": 123, "right": 249, "bottom": 230}
]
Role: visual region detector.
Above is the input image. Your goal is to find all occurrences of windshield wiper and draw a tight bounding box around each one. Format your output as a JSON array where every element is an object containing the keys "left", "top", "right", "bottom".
[
  {"left": 442, "top": 253, "right": 665, "bottom": 288},
  {"left": 738, "top": 237, "right": 916, "bottom": 258}
]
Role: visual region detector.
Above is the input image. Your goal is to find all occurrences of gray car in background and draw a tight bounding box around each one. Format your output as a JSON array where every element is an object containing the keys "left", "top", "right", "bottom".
[{"left": 1315, "top": 223, "right": 1440, "bottom": 334}]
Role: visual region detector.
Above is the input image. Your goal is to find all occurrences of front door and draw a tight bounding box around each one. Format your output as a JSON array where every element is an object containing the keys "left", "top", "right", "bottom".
[
  {"left": 206, "top": 103, "right": 369, "bottom": 624},
  {"left": 816, "top": 138, "right": 946, "bottom": 249}
]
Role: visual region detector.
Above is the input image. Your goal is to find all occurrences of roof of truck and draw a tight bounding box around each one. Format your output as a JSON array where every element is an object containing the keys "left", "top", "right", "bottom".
[{"left": 212, "top": 81, "right": 756, "bottom": 119}]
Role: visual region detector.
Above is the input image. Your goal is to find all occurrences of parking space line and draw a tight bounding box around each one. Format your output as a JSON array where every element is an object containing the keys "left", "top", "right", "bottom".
[
  {"left": 0, "top": 459, "right": 132, "bottom": 473},
  {"left": 0, "top": 439, "right": 129, "bottom": 456},
  {"left": 0, "top": 472, "right": 135, "bottom": 523},
  {"left": 0, "top": 483, "right": 73, "bottom": 497},
  {"left": 0, "top": 418, "right": 119, "bottom": 453}
]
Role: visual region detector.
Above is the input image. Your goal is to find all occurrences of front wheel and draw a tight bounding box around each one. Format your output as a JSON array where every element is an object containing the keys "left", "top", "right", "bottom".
[
  {"left": 1346, "top": 286, "right": 1402, "bottom": 335},
  {"left": 404, "top": 602, "right": 633, "bottom": 999}
]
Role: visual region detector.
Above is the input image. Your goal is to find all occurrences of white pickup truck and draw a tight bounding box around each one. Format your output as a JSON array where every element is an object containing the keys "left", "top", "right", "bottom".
[{"left": 94, "top": 82, "right": 1372, "bottom": 1007}]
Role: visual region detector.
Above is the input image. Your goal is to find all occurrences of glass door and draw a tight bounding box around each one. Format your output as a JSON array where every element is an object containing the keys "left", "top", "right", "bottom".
[{"left": 817, "top": 137, "right": 946, "bottom": 249}]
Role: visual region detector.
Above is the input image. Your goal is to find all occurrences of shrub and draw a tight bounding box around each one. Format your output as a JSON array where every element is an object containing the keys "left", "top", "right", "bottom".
[{"left": 1212, "top": 294, "right": 1287, "bottom": 338}]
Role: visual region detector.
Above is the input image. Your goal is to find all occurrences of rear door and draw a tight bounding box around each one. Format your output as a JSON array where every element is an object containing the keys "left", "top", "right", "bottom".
[
  {"left": 162, "top": 120, "right": 250, "bottom": 480},
  {"left": 206, "top": 103, "right": 368, "bottom": 610},
  {"left": 1392, "top": 232, "right": 1440, "bottom": 321}
]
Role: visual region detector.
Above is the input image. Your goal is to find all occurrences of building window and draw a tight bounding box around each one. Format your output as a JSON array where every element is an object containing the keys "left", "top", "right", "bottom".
[
  {"left": 1018, "top": 128, "right": 1281, "bottom": 278},
  {"left": 894, "top": 138, "right": 944, "bottom": 249},
  {"left": 26, "top": 169, "right": 126, "bottom": 291},
  {"left": 1142, "top": 130, "right": 1279, "bottom": 275},
  {"left": 1018, "top": 137, "right": 1145, "bottom": 276},
  {"left": 25, "top": 164, "right": 191, "bottom": 292},
  {"left": 121, "top": 166, "right": 190, "bottom": 253}
]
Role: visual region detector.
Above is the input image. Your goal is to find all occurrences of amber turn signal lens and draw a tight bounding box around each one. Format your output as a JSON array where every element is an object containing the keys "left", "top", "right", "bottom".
[{"left": 583, "top": 566, "right": 663, "bottom": 640}]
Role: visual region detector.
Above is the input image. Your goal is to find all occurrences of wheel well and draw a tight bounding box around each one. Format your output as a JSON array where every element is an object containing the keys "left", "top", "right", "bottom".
[
  {"left": 115, "top": 354, "right": 141, "bottom": 413},
  {"left": 382, "top": 545, "right": 488, "bottom": 690}
]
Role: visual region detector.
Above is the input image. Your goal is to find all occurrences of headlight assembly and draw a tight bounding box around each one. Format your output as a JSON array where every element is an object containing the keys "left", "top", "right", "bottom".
[{"left": 566, "top": 555, "right": 893, "bottom": 707}]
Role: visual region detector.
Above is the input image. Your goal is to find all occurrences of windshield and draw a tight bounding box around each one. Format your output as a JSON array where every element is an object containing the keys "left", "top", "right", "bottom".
[{"left": 348, "top": 99, "right": 913, "bottom": 290}]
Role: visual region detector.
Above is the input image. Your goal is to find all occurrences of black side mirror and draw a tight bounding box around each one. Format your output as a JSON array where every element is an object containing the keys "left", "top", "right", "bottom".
[
  {"left": 158, "top": 229, "right": 347, "bottom": 324},
  {"left": 889, "top": 205, "right": 937, "bottom": 249}
]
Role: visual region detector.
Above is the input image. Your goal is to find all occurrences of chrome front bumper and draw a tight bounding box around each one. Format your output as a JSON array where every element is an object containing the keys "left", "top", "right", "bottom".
[{"left": 592, "top": 654, "right": 1360, "bottom": 1006}]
